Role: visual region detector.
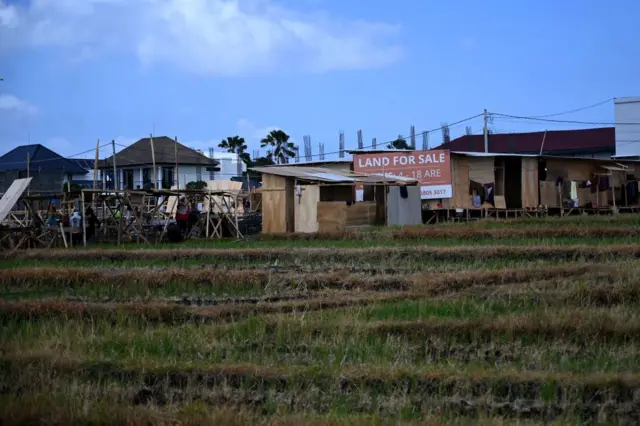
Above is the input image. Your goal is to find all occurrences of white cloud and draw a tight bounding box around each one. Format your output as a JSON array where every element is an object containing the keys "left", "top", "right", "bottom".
[
  {"left": 0, "top": 94, "right": 38, "bottom": 116},
  {"left": 0, "top": 0, "right": 403, "bottom": 74}
]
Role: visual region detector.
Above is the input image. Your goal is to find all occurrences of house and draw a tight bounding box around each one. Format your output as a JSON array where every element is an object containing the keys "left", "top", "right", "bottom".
[
  {"left": 436, "top": 128, "right": 615, "bottom": 159},
  {"left": 99, "top": 136, "right": 219, "bottom": 190},
  {"left": 0, "top": 144, "right": 88, "bottom": 195}
]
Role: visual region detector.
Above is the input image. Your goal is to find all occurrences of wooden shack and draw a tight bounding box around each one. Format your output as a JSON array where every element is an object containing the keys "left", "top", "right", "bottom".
[{"left": 252, "top": 166, "right": 418, "bottom": 233}]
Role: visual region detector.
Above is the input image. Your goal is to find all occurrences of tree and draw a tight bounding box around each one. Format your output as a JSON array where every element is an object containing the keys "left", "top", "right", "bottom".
[
  {"left": 219, "top": 135, "right": 250, "bottom": 165},
  {"left": 387, "top": 136, "right": 411, "bottom": 150},
  {"left": 244, "top": 151, "right": 276, "bottom": 178},
  {"left": 260, "top": 130, "right": 295, "bottom": 164}
]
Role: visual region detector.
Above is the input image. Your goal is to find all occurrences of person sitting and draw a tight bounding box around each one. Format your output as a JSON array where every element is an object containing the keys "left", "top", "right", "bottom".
[{"left": 472, "top": 189, "right": 482, "bottom": 208}]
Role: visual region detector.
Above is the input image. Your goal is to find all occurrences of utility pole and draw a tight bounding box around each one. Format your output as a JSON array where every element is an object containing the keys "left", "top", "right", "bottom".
[
  {"left": 111, "top": 140, "right": 117, "bottom": 190},
  {"left": 483, "top": 109, "right": 489, "bottom": 153}
]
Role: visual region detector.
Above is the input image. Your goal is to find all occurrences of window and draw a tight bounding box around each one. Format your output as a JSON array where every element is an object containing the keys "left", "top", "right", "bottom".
[
  {"left": 123, "top": 170, "right": 134, "bottom": 190},
  {"left": 162, "top": 167, "right": 174, "bottom": 189},
  {"left": 196, "top": 165, "right": 202, "bottom": 182},
  {"left": 104, "top": 170, "right": 115, "bottom": 189},
  {"left": 142, "top": 168, "right": 152, "bottom": 185}
]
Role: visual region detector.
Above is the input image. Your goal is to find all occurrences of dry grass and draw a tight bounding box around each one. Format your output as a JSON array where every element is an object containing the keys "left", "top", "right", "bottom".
[
  {"left": 5, "top": 243, "right": 640, "bottom": 263},
  {"left": 3, "top": 263, "right": 629, "bottom": 302},
  {"left": 258, "top": 226, "right": 640, "bottom": 241}
]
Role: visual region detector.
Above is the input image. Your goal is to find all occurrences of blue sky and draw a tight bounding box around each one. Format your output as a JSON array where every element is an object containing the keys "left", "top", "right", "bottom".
[{"left": 1, "top": 0, "right": 638, "bottom": 160}]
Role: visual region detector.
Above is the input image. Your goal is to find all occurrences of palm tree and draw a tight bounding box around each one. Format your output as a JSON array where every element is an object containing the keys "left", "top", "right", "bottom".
[
  {"left": 387, "top": 136, "right": 411, "bottom": 150},
  {"left": 219, "top": 135, "right": 250, "bottom": 176},
  {"left": 260, "top": 130, "right": 295, "bottom": 164}
]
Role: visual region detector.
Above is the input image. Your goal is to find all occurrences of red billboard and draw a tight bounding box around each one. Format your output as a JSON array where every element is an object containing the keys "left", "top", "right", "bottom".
[{"left": 354, "top": 150, "right": 452, "bottom": 199}]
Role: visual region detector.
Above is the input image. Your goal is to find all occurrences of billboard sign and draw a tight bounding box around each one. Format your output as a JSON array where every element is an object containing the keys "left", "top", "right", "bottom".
[{"left": 354, "top": 150, "right": 452, "bottom": 199}]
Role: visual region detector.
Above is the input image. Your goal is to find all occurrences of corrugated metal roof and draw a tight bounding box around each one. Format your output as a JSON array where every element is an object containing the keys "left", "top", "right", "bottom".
[
  {"left": 251, "top": 166, "right": 417, "bottom": 184},
  {"left": 265, "top": 159, "right": 353, "bottom": 166}
]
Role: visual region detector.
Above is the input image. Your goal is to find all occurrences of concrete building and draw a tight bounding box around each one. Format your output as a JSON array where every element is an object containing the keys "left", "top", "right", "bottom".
[
  {"left": 204, "top": 151, "right": 247, "bottom": 180},
  {"left": 614, "top": 97, "right": 640, "bottom": 158}
]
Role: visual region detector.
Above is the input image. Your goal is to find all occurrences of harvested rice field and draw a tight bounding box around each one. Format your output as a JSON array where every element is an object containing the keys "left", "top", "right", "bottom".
[{"left": 2, "top": 217, "right": 640, "bottom": 425}]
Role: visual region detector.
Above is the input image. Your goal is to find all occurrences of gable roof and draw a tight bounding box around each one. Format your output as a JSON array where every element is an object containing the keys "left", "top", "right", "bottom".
[
  {"left": 101, "top": 136, "right": 219, "bottom": 168},
  {"left": 0, "top": 144, "right": 88, "bottom": 174},
  {"left": 436, "top": 127, "right": 615, "bottom": 155}
]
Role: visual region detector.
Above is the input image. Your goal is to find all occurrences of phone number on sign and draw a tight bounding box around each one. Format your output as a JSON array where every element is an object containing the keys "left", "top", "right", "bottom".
[{"left": 421, "top": 188, "right": 448, "bottom": 197}]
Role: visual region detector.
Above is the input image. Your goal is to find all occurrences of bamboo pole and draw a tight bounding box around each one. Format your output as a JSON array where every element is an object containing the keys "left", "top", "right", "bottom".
[
  {"left": 93, "top": 139, "right": 99, "bottom": 207},
  {"left": 150, "top": 133, "right": 157, "bottom": 190},
  {"left": 82, "top": 190, "right": 87, "bottom": 247},
  {"left": 175, "top": 136, "right": 180, "bottom": 190}
]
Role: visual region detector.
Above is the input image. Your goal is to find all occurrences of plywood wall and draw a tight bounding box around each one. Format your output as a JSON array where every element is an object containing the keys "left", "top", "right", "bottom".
[
  {"left": 521, "top": 158, "right": 539, "bottom": 208},
  {"left": 452, "top": 156, "right": 471, "bottom": 208},
  {"left": 468, "top": 157, "right": 495, "bottom": 184},
  {"left": 317, "top": 201, "right": 376, "bottom": 232},
  {"left": 294, "top": 185, "right": 319, "bottom": 233},
  {"left": 317, "top": 202, "right": 347, "bottom": 233},
  {"left": 261, "top": 174, "right": 287, "bottom": 233}
]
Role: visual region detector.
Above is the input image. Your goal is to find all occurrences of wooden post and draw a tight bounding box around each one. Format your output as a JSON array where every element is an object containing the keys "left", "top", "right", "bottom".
[
  {"left": 82, "top": 190, "right": 87, "bottom": 247},
  {"left": 59, "top": 222, "right": 68, "bottom": 249},
  {"left": 111, "top": 140, "right": 117, "bottom": 190},
  {"left": 117, "top": 197, "right": 123, "bottom": 246},
  {"left": 611, "top": 174, "right": 616, "bottom": 212},
  {"left": 150, "top": 134, "right": 157, "bottom": 190},
  {"left": 174, "top": 136, "right": 180, "bottom": 190},
  {"left": 206, "top": 189, "right": 211, "bottom": 238}
]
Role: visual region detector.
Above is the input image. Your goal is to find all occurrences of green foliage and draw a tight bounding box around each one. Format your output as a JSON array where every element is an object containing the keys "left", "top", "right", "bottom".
[
  {"left": 185, "top": 181, "right": 207, "bottom": 190},
  {"left": 260, "top": 130, "right": 295, "bottom": 164},
  {"left": 219, "top": 136, "right": 251, "bottom": 165},
  {"left": 387, "top": 137, "right": 412, "bottom": 150}
]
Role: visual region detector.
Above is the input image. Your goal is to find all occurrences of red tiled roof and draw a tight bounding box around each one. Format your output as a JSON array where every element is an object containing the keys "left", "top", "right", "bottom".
[{"left": 436, "top": 127, "right": 615, "bottom": 154}]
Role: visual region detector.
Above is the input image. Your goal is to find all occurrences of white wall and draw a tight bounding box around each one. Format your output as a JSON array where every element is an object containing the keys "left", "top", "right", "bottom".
[
  {"left": 205, "top": 152, "right": 246, "bottom": 179},
  {"left": 615, "top": 97, "right": 640, "bottom": 157}
]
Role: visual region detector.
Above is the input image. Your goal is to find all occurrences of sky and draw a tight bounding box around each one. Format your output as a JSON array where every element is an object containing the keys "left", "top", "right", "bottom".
[{"left": 1, "top": 0, "right": 639, "bottom": 161}]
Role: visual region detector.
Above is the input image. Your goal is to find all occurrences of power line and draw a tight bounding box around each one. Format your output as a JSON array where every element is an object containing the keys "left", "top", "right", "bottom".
[
  {"left": 108, "top": 112, "right": 484, "bottom": 164},
  {"left": 530, "top": 98, "right": 614, "bottom": 118},
  {"left": 491, "top": 113, "right": 640, "bottom": 126}
]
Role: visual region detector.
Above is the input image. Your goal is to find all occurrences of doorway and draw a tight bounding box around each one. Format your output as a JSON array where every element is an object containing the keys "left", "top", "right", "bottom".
[{"left": 504, "top": 157, "right": 522, "bottom": 208}]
